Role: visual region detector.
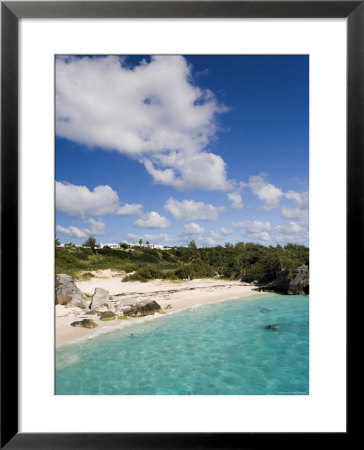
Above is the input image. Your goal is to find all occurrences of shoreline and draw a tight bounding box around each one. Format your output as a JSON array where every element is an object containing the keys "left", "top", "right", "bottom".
[{"left": 56, "top": 273, "right": 262, "bottom": 347}]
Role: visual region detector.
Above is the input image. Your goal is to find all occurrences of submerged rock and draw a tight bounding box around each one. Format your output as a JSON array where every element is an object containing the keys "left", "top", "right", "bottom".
[
  {"left": 265, "top": 324, "right": 280, "bottom": 331},
  {"left": 120, "top": 299, "right": 161, "bottom": 317},
  {"left": 55, "top": 274, "right": 87, "bottom": 309},
  {"left": 71, "top": 319, "right": 98, "bottom": 328},
  {"left": 89, "top": 287, "right": 113, "bottom": 312},
  {"left": 260, "top": 308, "right": 273, "bottom": 313}
]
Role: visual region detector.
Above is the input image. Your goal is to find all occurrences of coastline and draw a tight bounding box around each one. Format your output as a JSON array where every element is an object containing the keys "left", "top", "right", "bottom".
[{"left": 56, "top": 273, "right": 261, "bottom": 347}]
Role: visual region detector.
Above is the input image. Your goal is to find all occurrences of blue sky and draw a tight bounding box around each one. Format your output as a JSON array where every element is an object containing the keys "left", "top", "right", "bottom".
[{"left": 56, "top": 55, "right": 308, "bottom": 247}]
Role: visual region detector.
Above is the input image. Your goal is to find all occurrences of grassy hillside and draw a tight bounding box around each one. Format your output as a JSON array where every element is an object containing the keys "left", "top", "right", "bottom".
[{"left": 56, "top": 242, "right": 309, "bottom": 284}]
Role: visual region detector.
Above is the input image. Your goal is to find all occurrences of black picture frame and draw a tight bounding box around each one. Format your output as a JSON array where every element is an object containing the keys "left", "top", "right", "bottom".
[{"left": 1, "top": 1, "right": 356, "bottom": 448}]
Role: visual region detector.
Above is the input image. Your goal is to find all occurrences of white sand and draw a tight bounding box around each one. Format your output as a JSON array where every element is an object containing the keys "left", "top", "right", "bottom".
[{"left": 56, "top": 271, "right": 261, "bottom": 347}]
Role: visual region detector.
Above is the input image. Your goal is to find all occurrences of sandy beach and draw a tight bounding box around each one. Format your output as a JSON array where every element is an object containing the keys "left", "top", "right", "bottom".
[{"left": 56, "top": 270, "right": 260, "bottom": 346}]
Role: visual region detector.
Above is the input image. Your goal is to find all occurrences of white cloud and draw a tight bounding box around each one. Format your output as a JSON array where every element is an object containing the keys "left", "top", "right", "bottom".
[
  {"left": 282, "top": 206, "right": 305, "bottom": 221},
  {"left": 164, "top": 197, "right": 225, "bottom": 221},
  {"left": 233, "top": 220, "right": 271, "bottom": 232},
  {"left": 275, "top": 221, "right": 302, "bottom": 234},
  {"left": 233, "top": 220, "right": 271, "bottom": 242},
  {"left": 56, "top": 181, "right": 119, "bottom": 219},
  {"left": 183, "top": 223, "right": 205, "bottom": 236},
  {"left": 134, "top": 211, "right": 170, "bottom": 229},
  {"left": 56, "top": 181, "right": 142, "bottom": 219},
  {"left": 227, "top": 181, "right": 246, "bottom": 209},
  {"left": 285, "top": 190, "right": 302, "bottom": 203},
  {"left": 56, "top": 225, "right": 88, "bottom": 239},
  {"left": 117, "top": 203, "right": 143, "bottom": 216},
  {"left": 85, "top": 218, "right": 105, "bottom": 235},
  {"left": 144, "top": 151, "right": 232, "bottom": 191},
  {"left": 277, "top": 190, "right": 309, "bottom": 245},
  {"left": 202, "top": 231, "right": 222, "bottom": 246},
  {"left": 227, "top": 191, "right": 244, "bottom": 210},
  {"left": 281, "top": 190, "right": 309, "bottom": 228},
  {"left": 220, "top": 227, "right": 232, "bottom": 236},
  {"left": 56, "top": 217, "right": 105, "bottom": 239},
  {"left": 181, "top": 223, "right": 224, "bottom": 247},
  {"left": 248, "top": 174, "right": 283, "bottom": 211},
  {"left": 56, "top": 55, "right": 231, "bottom": 191}
]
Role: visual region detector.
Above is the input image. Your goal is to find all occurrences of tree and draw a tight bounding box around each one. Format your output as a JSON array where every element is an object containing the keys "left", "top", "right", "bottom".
[
  {"left": 139, "top": 239, "right": 143, "bottom": 246},
  {"left": 55, "top": 238, "right": 61, "bottom": 246},
  {"left": 188, "top": 240, "right": 197, "bottom": 249},
  {"left": 83, "top": 235, "right": 96, "bottom": 253}
]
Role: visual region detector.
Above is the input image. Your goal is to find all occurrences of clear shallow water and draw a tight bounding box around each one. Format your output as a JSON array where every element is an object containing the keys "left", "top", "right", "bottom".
[{"left": 56, "top": 294, "right": 309, "bottom": 395}]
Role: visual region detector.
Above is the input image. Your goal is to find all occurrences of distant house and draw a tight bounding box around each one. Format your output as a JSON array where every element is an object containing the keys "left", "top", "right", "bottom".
[
  {"left": 99, "top": 243, "right": 120, "bottom": 249},
  {"left": 144, "top": 243, "right": 171, "bottom": 250}
]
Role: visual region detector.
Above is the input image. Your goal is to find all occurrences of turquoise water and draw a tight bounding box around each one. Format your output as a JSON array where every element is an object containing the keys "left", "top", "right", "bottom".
[{"left": 56, "top": 294, "right": 309, "bottom": 395}]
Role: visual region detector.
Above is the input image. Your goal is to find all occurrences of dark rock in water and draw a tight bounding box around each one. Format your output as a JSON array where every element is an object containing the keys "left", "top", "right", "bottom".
[
  {"left": 259, "top": 265, "right": 309, "bottom": 295},
  {"left": 121, "top": 299, "right": 161, "bottom": 317},
  {"left": 98, "top": 311, "right": 116, "bottom": 321},
  {"left": 71, "top": 319, "right": 98, "bottom": 328},
  {"left": 265, "top": 324, "right": 280, "bottom": 330},
  {"left": 55, "top": 274, "right": 87, "bottom": 309},
  {"left": 89, "top": 287, "right": 113, "bottom": 311},
  {"left": 260, "top": 308, "right": 273, "bottom": 313}
]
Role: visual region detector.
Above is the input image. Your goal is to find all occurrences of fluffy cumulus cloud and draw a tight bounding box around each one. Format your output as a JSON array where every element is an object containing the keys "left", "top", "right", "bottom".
[
  {"left": 282, "top": 190, "right": 309, "bottom": 228},
  {"left": 275, "top": 221, "right": 302, "bottom": 234},
  {"left": 56, "top": 218, "right": 105, "bottom": 239},
  {"left": 248, "top": 174, "right": 283, "bottom": 211},
  {"left": 164, "top": 197, "right": 225, "bottom": 221},
  {"left": 227, "top": 191, "right": 244, "bottom": 210},
  {"left": 183, "top": 223, "right": 205, "bottom": 236},
  {"left": 56, "top": 181, "right": 142, "bottom": 219},
  {"left": 56, "top": 225, "right": 88, "bottom": 239},
  {"left": 56, "top": 55, "right": 231, "bottom": 192},
  {"left": 227, "top": 181, "right": 246, "bottom": 210},
  {"left": 233, "top": 220, "right": 271, "bottom": 242},
  {"left": 275, "top": 190, "right": 309, "bottom": 244},
  {"left": 56, "top": 181, "right": 119, "bottom": 219},
  {"left": 134, "top": 211, "right": 170, "bottom": 229},
  {"left": 181, "top": 223, "right": 224, "bottom": 247}
]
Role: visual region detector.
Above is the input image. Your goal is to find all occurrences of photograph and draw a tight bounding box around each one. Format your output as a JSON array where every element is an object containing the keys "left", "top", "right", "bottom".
[{"left": 55, "top": 54, "right": 309, "bottom": 395}]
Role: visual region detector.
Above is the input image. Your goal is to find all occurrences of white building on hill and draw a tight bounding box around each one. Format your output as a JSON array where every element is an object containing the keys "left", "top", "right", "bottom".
[{"left": 99, "top": 243, "right": 120, "bottom": 249}]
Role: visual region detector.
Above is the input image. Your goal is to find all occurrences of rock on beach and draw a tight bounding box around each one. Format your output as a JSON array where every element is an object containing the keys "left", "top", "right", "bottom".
[
  {"left": 55, "top": 274, "right": 87, "bottom": 309},
  {"left": 89, "top": 287, "right": 113, "bottom": 312}
]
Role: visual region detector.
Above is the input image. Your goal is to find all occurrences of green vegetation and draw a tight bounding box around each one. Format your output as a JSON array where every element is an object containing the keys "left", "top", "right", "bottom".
[
  {"left": 56, "top": 242, "right": 308, "bottom": 284},
  {"left": 83, "top": 235, "right": 96, "bottom": 253}
]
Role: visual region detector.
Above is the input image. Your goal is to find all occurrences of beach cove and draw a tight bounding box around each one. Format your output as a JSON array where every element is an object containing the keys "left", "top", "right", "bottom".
[{"left": 56, "top": 271, "right": 260, "bottom": 346}]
